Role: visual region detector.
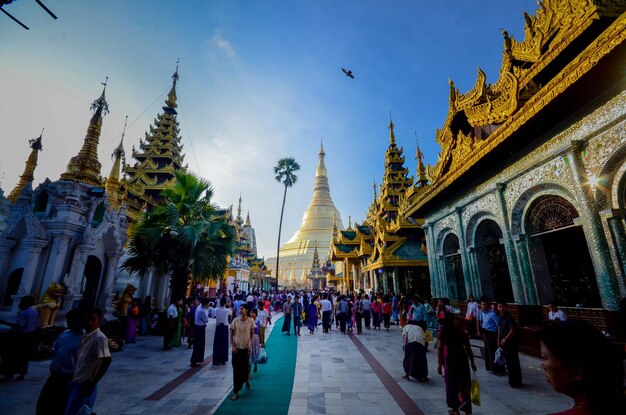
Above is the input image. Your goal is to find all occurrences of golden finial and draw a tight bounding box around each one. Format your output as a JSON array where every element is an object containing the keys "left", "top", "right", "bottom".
[
  {"left": 415, "top": 132, "right": 428, "bottom": 187},
  {"left": 112, "top": 115, "right": 128, "bottom": 161},
  {"left": 91, "top": 76, "right": 109, "bottom": 116},
  {"left": 348, "top": 215, "right": 352, "bottom": 229},
  {"left": 106, "top": 117, "right": 128, "bottom": 210},
  {"left": 373, "top": 178, "right": 378, "bottom": 200},
  {"left": 237, "top": 193, "right": 242, "bottom": 222},
  {"left": 166, "top": 61, "right": 180, "bottom": 108},
  {"left": 502, "top": 29, "right": 512, "bottom": 54},
  {"left": 8, "top": 131, "right": 44, "bottom": 203},
  {"left": 173, "top": 58, "right": 180, "bottom": 85},
  {"left": 388, "top": 112, "right": 395, "bottom": 145}
]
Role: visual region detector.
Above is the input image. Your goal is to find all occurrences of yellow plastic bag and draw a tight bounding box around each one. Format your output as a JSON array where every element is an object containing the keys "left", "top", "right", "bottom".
[
  {"left": 471, "top": 373, "right": 481, "bottom": 406},
  {"left": 424, "top": 331, "right": 434, "bottom": 342}
]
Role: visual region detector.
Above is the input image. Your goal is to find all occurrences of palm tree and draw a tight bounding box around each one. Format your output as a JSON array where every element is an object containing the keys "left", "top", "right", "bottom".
[
  {"left": 273, "top": 157, "right": 300, "bottom": 291},
  {"left": 123, "top": 171, "right": 236, "bottom": 302}
]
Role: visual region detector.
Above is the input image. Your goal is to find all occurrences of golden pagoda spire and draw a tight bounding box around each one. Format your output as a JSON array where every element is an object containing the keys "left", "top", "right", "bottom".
[
  {"left": 348, "top": 215, "right": 352, "bottom": 229},
  {"left": 415, "top": 133, "right": 428, "bottom": 187},
  {"left": 373, "top": 178, "right": 378, "bottom": 200},
  {"left": 245, "top": 211, "right": 251, "bottom": 227},
  {"left": 165, "top": 59, "right": 179, "bottom": 108},
  {"left": 105, "top": 116, "right": 127, "bottom": 210},
  {"left": 332, "top": 212, "right": 338, "bottom": 239},
  {"left": 316, "top": 140, "right": 327, "bottom": 177},
  {"left": 388, "top": 112, "right": 395, "bottom": 145},
  {"left": 8, "top": 132, "right": 43, "bottom": 203},
  {"left": 236, "top": 193, "right": 242, "bottom": 223},
  {"left": 60, "top": 78, "right": 109, "bottom": 186}
]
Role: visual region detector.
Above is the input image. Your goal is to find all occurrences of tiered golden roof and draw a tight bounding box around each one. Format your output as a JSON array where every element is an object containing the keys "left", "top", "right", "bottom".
[
  {"left": 8, "top": 133, "right": 43, "bottom": 203},
  {"left": 362, "top": 117, "right": 426, "bottom": 272},
  {"left": 404, "top": 0, "right": 626, "bottom": 217},
  {"left": 329, "top": 118, "right": 428, "bottom": 291},
  {"left": 121, "top": 66, "right": 186, "bottom": 221}
]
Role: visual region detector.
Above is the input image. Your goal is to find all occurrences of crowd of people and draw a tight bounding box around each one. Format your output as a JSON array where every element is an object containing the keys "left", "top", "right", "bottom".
[{"left": 0, "top": 290, "right": 624, "bottom": 415}]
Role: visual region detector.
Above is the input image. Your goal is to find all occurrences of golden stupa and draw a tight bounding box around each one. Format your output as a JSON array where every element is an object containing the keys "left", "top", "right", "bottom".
[{"left": 276, "top": 143, "right": 344, "bottom": 288}]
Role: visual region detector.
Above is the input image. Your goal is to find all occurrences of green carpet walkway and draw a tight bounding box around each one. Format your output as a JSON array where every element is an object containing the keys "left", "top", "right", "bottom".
[{"left": 213, "top": 316, "right": 297, "bottom": 414}]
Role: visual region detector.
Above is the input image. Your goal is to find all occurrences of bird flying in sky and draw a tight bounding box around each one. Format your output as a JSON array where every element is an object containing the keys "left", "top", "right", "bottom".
[{"left": 341, "top": 68, "right": 355, "bottom": 79}]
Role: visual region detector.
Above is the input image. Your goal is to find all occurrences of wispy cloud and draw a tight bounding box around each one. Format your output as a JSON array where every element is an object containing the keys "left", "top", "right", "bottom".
[{"left": 205, "top": 30, "right": 236, "bottom": 61}]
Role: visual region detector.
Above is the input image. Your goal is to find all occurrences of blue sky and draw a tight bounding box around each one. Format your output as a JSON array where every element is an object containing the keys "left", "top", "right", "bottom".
[{"left": 1, "top": 1, "right": 531, "bottom": 258}]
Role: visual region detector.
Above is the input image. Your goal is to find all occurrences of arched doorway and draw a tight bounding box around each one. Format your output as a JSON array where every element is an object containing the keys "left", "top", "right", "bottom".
[
  {"left": 2, "top": 268, "right": 24, "bottom": 308},
  {"left": 474, "top": 219, "right": 514, "bottom": 302},
  {"left": 526, "top": 195, "right": 600, "bottom": 307},
  {"left": 80, "top": 256, "right": 103, "bottom": 309},
  {"left": 443, "top": 233, "right": 466, "bottom": 300}
]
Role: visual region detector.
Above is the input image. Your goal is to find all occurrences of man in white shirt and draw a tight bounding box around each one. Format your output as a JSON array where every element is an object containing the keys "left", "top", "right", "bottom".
[
  {"left": 548, "top": 301, "right": 567, "bottom": 321},
  {"left": 362, "top": 295, "right": 372, "bottom": 329},
  {"left": 320, "top": 294, "right": 333, "bottom": 333},
  {"left": 64, "top": 308, "right": 111, "bottom": 415},
  {"left": 164, "top": 299, "right": 179, "bottom": 351},
  {"left": 190, "top": 298, "right": 210, "bottom": 367},
  {"left": 257, "top": 300, "right": 269, "bottom": 347}
]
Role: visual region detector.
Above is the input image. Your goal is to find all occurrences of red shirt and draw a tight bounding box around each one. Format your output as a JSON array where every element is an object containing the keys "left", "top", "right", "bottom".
[{"left": 382, "top": 302, "right": 392, "bottom": 314}]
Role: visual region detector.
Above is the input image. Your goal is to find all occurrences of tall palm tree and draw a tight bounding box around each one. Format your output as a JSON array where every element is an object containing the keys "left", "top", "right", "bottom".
[
  {"left": 123, "top": 171, "right": 236, "bottom": 302},
  {"left": 273, "top": 157, "right": 300, "bottom": 291}
]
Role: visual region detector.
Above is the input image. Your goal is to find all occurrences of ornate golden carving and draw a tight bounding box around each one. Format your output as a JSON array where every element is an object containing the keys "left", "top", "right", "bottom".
[{"left": 406, "top": 7, "right": 626, "bottom": 217}]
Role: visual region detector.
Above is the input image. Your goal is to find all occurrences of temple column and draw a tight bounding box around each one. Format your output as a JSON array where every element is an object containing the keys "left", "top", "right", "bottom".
[
  {"left": 61, "top": 245, "right": 95, "bottom": 314},
  {"left": 372, "top": 269, "right": 378, "bottom": 292},
  {"left": 382, "top": 269, "right": 389, "bottom": 294},
  {"left": 0, "top": 243, "right": 15, "bottom": 277},
  {"left": 10, "top": 239, "right": 48, "bottom": 313},
  {"left": 0, "top": 239, "right": 17, "bottom": 305},
  {"left": 601, "top": 209, "right": 626, "bottom": 295},
  {"left": 425, "top": 223, "right": 441, "bottom": 297},
  {"left": 437, "top": 254, "right": 447, "bottom": 298},
  {"left": 512, "top": 233, "right": 539, "bottom": 304},
  {"left": 454, "top": 208, "right": 475, "bottom": 299},
  {"left": 466, "top": 246, "right": 482, "bottom": 297},
  {"left": 39, "top": 235, "right": 71, "bottom": 298},
  {"left": 393, "top": 267, "right": 400, "bottom": 294},
  {"left": 567, "top": 141, "right": 620, "bottom": 310},
  {"left": 495, "top": 183, "right": 526, "bottom": 304},
  {"left": 101, "top": 250, "right": 122, "bottom": 321}
]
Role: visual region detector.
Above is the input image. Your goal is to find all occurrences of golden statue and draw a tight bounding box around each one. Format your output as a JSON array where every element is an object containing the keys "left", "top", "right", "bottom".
[
  {"left": 113, "top": 284, "right": 137, "bottom": 316},
  {"left": 37, "top": 282, "right": 65, "bottom": 327}
]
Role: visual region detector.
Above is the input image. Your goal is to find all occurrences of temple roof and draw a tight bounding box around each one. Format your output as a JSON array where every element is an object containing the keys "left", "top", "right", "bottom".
[
  {"left": 404, "top": 0, "right": 626, "bottom": 217},
  {"left": 121, "top": 65, "right": 186, "bottom": 221}
]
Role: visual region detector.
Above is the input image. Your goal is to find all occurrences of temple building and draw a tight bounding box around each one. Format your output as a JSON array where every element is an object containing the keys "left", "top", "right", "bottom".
[
  {"left": 0, "top": 82, "right": 128, "bottom": 322},
  {"left": 218, "top": 197, "right": 271, "bottom": 295},
  {"left": 269, "top": 144, "right": 344, "bottom": 289},
  {"left": 401, "top": 0, "right": 626, "bottom": 333},
  {"left": 330, "top": 118, "right": 430, "bottom": 295},
  {"left": 113, "top": 67, "right": 189, "bottom": 307},
  {"left": 111, "top": 67, "right": 269, "bottom": 304}
]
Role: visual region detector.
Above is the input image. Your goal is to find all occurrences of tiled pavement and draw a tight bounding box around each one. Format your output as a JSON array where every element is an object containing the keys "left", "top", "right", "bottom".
[{"left": 0, "top": 315, "right": 571, "bottom": 415}]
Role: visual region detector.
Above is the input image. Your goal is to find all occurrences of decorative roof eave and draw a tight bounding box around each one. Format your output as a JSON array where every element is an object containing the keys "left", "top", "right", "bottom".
[
  {"left": 362, "top": 258, "right": 429, "bottom": 272},
  {"left": 406, "top": 9, "right": 626, "bottom": 218}
]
